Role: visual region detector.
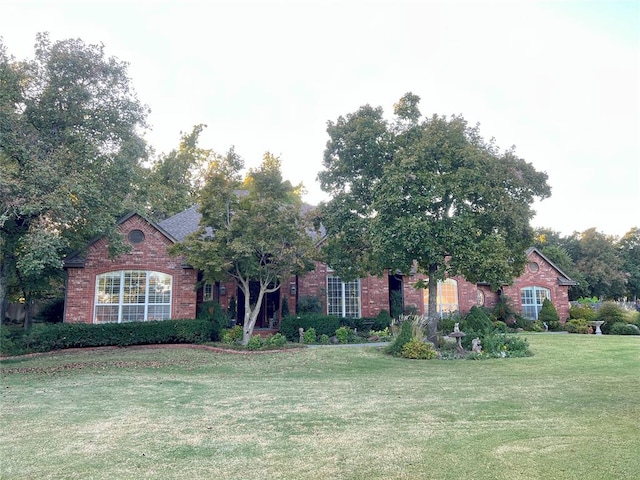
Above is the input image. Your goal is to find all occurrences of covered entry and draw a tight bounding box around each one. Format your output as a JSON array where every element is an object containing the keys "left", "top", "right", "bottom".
[{"left": 237, "top": 281, "right": 281, "bottom": 329}]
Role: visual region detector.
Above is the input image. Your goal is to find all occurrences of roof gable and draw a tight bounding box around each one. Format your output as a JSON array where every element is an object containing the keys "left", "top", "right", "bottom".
[
  {"left": 63, "top": 212, "right": 178, "bottom": 268},
  {"left": 526, "top": 247, "right": 577, "bottom": 286}
]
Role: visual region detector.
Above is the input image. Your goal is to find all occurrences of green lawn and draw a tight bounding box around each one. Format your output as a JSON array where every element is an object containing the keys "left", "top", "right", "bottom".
[{"left": 1, "top": 334, "right": 639, "bottom": 480}]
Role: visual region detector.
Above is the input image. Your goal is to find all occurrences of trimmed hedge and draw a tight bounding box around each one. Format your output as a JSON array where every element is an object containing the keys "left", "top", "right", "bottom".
[
  {"left": 280, "top": 313, "right": 392, "bottom": 341},
  {"left": 0, "top": 319, "right": 215, "bottom": 357}
]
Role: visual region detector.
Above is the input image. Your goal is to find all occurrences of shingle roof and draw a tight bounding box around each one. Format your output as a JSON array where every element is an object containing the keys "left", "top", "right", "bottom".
[{"left": 158, "top": 205, "right": 201, "bottom": 242}]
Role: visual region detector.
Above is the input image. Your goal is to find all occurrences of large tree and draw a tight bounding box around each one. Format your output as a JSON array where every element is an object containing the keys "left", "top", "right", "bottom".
[
  {"left": 317, "top": 93, "right": 551, "bottom": 341},
  {"left": 533, "top": 228, "right": 589, "bottom": 299},
  {"left": 619, "top": 227, "right": 640, "bottom": 300},
  {"left": 172, "top": 151, "right": 317, "bottom": 345},
  {"left": 143, "top": 124, "right": 210, "bottom": 221},
  {"left": 0, "top": 34, "right": 147, "bottom": 325},
  {"left": 570, "top": 228, "right": 627, "bottom": 300}
]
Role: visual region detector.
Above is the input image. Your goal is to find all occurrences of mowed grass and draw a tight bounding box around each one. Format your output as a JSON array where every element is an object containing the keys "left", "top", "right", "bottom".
[{"left": 1, "top": 334, "right": 639, "bottom": 480}]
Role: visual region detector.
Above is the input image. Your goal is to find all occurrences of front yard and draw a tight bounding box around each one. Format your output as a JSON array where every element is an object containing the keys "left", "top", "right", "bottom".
[{"left": 1, "top": 334, "right": 639, "bottom": 479}]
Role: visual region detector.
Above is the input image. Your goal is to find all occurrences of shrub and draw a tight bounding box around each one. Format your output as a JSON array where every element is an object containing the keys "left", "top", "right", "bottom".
[
  {"left": 538, "top": 299, "right": 561, "bottom": 330},
  {"left": 464, "top": 306, "right": 492, "bottom": 333},
  {"left": 565, "top": 319, "right": 591, "bottom": 334},
  {"left": 222, "top": 325, "right": 244, "bottom": 345},
  {"left": 281, "top": 295, "right": 290, "bottom": 318},
  {"left": 595, "top": 302, "right": 627, "bottom": 334},
  {"left": 246, "top": 335, "right": 264, "bottom": 351},
  {"left": 0, "top": 319, "right": 214, "bottom": 356},
  {"left": 481, "top": 332, "right": 531, "bottom": 358},
  {"left": 375, "top": 309, "right": 393, "bottom": 327},
  {"left": 570, "top": 304, "right": 596, "bottom": 321},
  {"left": 492, "top": 295, "right": 516, "bottom": 324},
  {"left": 303, "top": 327, "right": 317, "bottom": 344},
  {"left": 198, "top": 300, "right": 229, "bottom": 338},
  {"left": 280, "top": 314, "right": 340, "bottom": 341},
  {"left": 335, "top": 326, "right": 350, "bottom": 344},
  {"left": 609, "top": 322, "right": 640, "bottom": 335},
  {"left": 385, "top": 320, "right": 413, "bottom": 356},
  {"left": 400, "top": 339, "right": 438, "bottom": 359},
  {"left": 439, "top": 312, "right": 461, "bottom": 335},
  {"left": 265, "top": 332, "right": 287, "bottom": 348},
  {"left": 319, "top": 334, "right": 330, "bottom": 344},
  {"left": 369, "top": 327, "right": 392, "bottom": 341}
]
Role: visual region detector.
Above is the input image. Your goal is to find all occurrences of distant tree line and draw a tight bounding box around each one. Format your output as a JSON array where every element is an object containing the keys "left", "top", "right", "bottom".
[{"left": 533, "top": 227, "right": 639, "bottom": 301}]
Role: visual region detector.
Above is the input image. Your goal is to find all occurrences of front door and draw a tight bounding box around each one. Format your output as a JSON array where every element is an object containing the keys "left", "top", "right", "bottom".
[{"left": 237, "top": 282, "right": 281, "bottom": 329}]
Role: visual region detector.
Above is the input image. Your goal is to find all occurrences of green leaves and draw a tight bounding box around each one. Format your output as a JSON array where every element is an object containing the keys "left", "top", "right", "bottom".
[
  {"left": 1, "top": 34, "right": 148, "bottom": 315},
  {"left": 317, "top": 93, "right": 551, "bottom": 304}
]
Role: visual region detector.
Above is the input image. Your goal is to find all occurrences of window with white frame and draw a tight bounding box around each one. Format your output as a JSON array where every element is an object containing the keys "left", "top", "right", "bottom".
[
  {"left": 203, "top": 282, "right": 214, "bottom": 301},
  {"left": 95, "top": 271, "right": 172, "bottom": 323},
  {"left": 423, "top": 279, "right": 459, "bottom": 316},
  {"left": 520, "top": 286, "right": 550, "bottom": 320},
  {"left": 327, "top": 276, "right": 361, "bottom": 318}
]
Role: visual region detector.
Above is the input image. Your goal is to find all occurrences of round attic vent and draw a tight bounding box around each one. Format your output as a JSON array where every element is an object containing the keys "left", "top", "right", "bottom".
[
  {"left": 128, "top": 229, "right": 145, "bottom": 244},
  {"left": 528, "top": 262, "right": 539, "bottom": 273}
]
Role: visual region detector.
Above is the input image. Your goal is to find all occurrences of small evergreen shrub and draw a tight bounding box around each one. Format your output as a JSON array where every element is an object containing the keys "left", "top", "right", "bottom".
[
  {"left": 492, "top": 295, "right": 517, "bottom": 324},
  {"left": 303, "top": 327, "right": 317, "bottom": 344},
  {"left": 281, "top": 295, "right": 290, "bottom": 318},
  {"left": 538, "top": 299, "right": 561, "bottom": 331},
  {"left": 385, "top": 320, "right": 413, "bottom": 356},
  {"left": 464, "top": 306, "right": 493, "bottom": 333},
  {"left": 400, "top": 339, "right": 438, "bottom": 359},
  {"left": 319, "top": 334, "right": 330, "bottom": 344},
  {"left": 198, "top": 300, "right": 229, "bottom": 337},
  {"left": 246, "top": 335, "right": 264, "bottom": 351}
]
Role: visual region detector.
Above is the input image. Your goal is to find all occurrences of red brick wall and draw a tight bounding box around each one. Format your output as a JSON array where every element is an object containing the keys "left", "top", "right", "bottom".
[
  {"left": 297, "top": 262, "right": 329, "bottom": 313},
  {"left": 64, "top": 214, "right": 197, "bottom": 323},
  {"left": 501, "top": 251, "right": 571, "bottom": 321},
  {"left": 360, "top": 275, "right": 389, "bottom": 318}
]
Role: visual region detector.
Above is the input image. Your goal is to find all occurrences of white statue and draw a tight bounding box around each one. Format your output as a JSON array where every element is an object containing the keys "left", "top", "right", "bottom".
[{"left": 472, "top": 337, "right": 482, "bottom": 353}]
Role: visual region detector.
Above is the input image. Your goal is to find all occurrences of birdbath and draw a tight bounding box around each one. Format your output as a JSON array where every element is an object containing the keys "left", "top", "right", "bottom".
[
  {"left": 591, "top": 321, "right": 605, "bottom": 335},
  {"left": 449, "top": 331, "right": 466, "bottom": 354}
]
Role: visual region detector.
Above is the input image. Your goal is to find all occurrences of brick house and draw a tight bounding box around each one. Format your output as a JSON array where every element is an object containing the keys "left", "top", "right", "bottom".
[{"left": 63, "top": 208, "right": 575, "bottom": 325}]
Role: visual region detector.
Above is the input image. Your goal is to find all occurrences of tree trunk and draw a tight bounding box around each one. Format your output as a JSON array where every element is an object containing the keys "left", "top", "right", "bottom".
[
  {"left": 426, "top": 264, "right": 439, "bottom": 344},
  {"left": 241, "top": 285, "right": 266, "bottom": 346},
  {"left": 0, "top": 262, "right": 7, "bottom": 326}
]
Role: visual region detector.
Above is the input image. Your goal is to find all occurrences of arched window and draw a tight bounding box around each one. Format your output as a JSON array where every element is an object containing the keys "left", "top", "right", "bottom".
[
  {"left": 423, "top": 279, "right": 459, "bottom": 316},
  {"left": 520, "top": 286, "right": 550, "bottom": 320},
  {"left": 95, "top": 271, "right": 172, "bottom": 323}
]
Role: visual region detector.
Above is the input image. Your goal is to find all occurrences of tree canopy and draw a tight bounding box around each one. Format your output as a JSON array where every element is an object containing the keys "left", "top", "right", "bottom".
[
  {"left": 171, "top": 151, "right": 317, "bottom": 344},
  {"left": 0, "top": 34, "right": 148, "bottom": 325},
  {"left": 143, "top": 124, "right": 211, "bottom": 221},
  {"left": 317, "top": 93, "right": 551, "bottom": 340}
]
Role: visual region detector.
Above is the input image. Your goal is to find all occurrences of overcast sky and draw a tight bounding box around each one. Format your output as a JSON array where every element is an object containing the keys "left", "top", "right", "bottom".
[{"left": 2, "top": 0, "right": 639, "bottom": 237}]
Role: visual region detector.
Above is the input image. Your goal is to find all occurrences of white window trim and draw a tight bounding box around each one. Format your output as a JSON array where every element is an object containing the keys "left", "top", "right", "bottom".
[
  {"left": 94, "top": 270, "right": 172, "bottom": 323},
  {"left": 327, "top": 276, "right": 361, "bottom": 318},
  {"left": 520, "top": 286, "right": 550, "bottom": 320}
]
